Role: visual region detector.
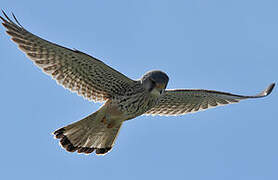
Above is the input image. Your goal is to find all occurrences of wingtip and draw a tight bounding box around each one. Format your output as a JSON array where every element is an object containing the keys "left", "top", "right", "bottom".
[
  {"left": 264, "top": 83, "right": 275, "bottom": 96},
  {"left": 258, "top": 83, "right": 275, "bottom": 97},
  {"left": 0, "top": 10, "right": 11, "bottom": 23},
  {"left": 11, "top": 12, "right": 22, "bottom": 27},
  {"left": 0, "top": 9, "right": 6, "bottom": 21},
  {"left": 1, "top": 9, "right": 8, "bottom": 19},
  {"left": 242, "top": 83, "right": 275, "bottom": 98}
]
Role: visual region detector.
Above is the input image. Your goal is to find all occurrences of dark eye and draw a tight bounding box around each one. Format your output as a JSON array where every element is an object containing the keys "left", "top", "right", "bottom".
[{"left": 150, "top": 79, "right": 156, "bottom": 86}]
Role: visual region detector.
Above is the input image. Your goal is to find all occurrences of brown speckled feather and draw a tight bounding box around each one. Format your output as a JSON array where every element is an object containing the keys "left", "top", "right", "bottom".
[
  {"left": 145, "top": 83, "right": 275, "bottom": 116},
  {"left": 0, "top": 11, "right": 137, "bottom": 102}
]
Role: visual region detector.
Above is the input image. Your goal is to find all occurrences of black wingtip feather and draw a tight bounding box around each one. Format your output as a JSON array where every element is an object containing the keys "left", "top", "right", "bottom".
[
  {"left": 257, "top": 83, "right": 275, "bottom": 97},
  {"left": 265, "top": 83, "right": 275, "bottom": 96},
  {"left": 12, "top": 12, "right": 23, "bottom": 27},
  {"left": 0, "top": 10, "right": 8, "bottom": 23},
  {"left": 0, "top": 10, "right": 23, "bottom": 30},
  {"left": 2, "top": 10, "right": 12, "bottom": 23}
]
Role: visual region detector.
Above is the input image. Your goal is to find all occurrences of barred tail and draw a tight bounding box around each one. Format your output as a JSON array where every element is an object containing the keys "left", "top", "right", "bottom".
[{"left": 53, "top": 110, "right": 122, "bottom": 155}]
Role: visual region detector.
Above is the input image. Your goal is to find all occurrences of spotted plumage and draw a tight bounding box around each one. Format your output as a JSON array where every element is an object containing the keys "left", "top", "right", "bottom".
[{"left": 1, "top": 11, "right": 275, "bottom": 156}]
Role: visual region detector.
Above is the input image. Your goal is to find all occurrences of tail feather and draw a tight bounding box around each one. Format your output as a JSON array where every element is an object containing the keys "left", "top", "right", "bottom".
[{"left": 53, "top": 111, "right": 122, "bottom": 155}]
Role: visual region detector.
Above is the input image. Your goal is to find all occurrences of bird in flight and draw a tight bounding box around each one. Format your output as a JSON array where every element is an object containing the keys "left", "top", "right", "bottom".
[{"left": 1, "top": 11, "right": 275, "bottom": 155}]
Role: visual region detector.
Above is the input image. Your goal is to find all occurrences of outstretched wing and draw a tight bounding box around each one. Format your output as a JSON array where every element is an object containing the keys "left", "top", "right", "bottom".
[
  {"left": 145, "top": 83, "right": 275, "bottom": 116},
  {"left": 0, "top": 11, "right": 138, "bottom": 102}
]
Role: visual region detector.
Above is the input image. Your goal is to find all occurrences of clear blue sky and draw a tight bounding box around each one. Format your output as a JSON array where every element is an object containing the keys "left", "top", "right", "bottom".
[{"left": 0, "top": 1, "right": 277, "bottom": 180}]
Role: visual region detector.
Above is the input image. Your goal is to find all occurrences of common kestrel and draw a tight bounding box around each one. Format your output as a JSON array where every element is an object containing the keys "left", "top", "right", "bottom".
[{"left": 1, "top": 11, "right": 275, "bottom": 155}]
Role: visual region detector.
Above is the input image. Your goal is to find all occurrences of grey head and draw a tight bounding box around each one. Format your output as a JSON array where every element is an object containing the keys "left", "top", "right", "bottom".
[{"left": 141, "top": 70, "right": 169, "bottom": 96}]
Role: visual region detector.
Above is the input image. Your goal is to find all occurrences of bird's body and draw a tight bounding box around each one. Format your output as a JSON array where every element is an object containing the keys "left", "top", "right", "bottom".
[
  {"left": 0, "top": 11, "right": 275, "bottom": 155},
  {"left": 112, "top": 91, "right": 158, "bottom": 120},
  {"left": 100, "top": 87, "right": 159, "bottom": 125}
]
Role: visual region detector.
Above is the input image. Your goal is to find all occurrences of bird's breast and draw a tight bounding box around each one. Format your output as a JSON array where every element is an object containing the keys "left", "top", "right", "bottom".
[{"left": 113, "top": 92, "right": 159, "bottom": 119}]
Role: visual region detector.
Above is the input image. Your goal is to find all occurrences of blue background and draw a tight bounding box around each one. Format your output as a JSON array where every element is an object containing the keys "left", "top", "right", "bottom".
[{"left": 0, "top": 1, "right": 277, "bottom": 180}]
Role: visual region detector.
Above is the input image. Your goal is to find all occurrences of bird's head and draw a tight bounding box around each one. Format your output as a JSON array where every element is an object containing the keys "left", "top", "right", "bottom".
[{"left": 141, "top": 70, "right": 169, "bottom": 96}]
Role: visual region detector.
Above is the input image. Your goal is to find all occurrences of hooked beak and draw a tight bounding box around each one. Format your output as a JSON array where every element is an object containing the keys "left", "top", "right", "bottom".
[{"left": 156, "top": 83, "right": 166, "bottom": 94}]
